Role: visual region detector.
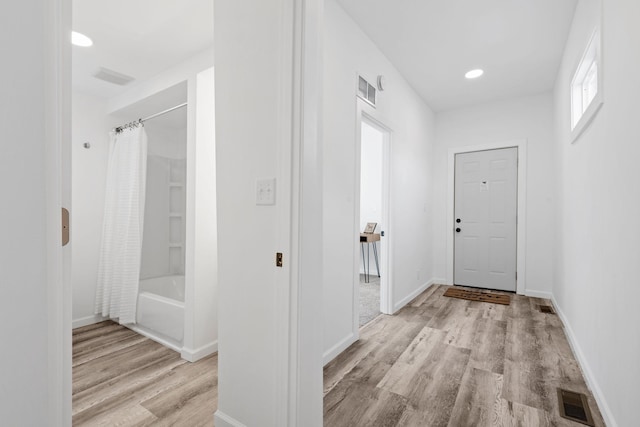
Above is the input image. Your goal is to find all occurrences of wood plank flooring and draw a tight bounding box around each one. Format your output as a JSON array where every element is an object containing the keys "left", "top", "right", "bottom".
[
  {"left": 72, "top": 321, "right": 217, "bottom": 426},
  {"left": 74, "top": 285, "right": 604, "bottom": 426},
  {"left": 323, "top": 285, "right": 606, "bottom": 427}
]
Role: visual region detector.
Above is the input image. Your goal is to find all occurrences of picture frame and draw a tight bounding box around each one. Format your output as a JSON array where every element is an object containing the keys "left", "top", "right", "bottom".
[{"left": 363, "top": 222, "right": 377, "bottom": 234}]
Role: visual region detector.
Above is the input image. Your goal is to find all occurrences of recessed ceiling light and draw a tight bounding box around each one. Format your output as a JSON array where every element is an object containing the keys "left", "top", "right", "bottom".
[
  {"left": 465, "top": 69, "right": 484, "bottom": 79},
  {"left": 72, "top": 31, "right": 93, "bottom": 47}
]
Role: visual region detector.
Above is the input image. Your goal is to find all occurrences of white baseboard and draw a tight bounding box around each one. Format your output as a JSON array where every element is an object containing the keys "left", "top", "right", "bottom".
[
  {"left": 393, "top": 279, "right": 435, "bottom": 313},
  {"left": 214, "top": 410, "right": 247, "bottom": 427},
  {"left": 524, "top": 289, "right": 552, "bottom": 299},
  {"left": 181, "top": 341, "right": 218, "bottom": 362},
  {"left": 431, "top": 277, "right": 447, "bottom": 285},
  {"left": 323, "top": 332, "right": 357, "bottom": 366},
  {"left": 72, "top": 314, "right": 108, "bottom": 329},
  {"left": 551, "top": 295, "right": 618, "bottom": 427},
  {"left": 127, "top": 324, "right": 182, "bottom": 353}
]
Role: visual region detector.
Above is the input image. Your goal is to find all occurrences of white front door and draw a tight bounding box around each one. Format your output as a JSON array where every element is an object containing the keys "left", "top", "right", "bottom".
[{"left": 454, "top": 147, "right": 518, "bottom": 292}]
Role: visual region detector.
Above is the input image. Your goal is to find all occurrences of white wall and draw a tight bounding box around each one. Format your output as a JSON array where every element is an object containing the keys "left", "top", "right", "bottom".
[
  {"left": 215, "top": 0, "right": 325, "bottom": 423},
  {"left": 146, "top": 125, "right": 188, "bottom": 159},
  {"left": 214, "top": 1, "right": 286, "bottom": 424},
  {"left": 552, "top": 1, "right": 640, "bottom": 426},
  {"left": 359, "top": 121, "right": 383, "bottom": 273},
  {"left": 182, "top": 67, "right": 218, "bottom": 362},
  {"left": 71, "top": 92, "right": 114, "bottom": 328},
  {"left": 323, "top": 0, "right": 436, "bottom": 363},
  {"left": 433, "top": 93, "right": 555, "bottom": 296}
]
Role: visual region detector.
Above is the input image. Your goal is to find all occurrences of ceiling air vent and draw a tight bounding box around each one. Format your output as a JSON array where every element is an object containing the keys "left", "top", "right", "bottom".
[
  {"left": 93, "top": 67, "right": 135, "bottom": 86},
  {"left": 357, "top": 75, "right": 376, "bottom": 107}
]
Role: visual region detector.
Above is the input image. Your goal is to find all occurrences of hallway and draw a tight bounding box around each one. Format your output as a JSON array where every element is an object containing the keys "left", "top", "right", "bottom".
[{"left": 324, "top": 285, "right": 604, "bottom": 426}]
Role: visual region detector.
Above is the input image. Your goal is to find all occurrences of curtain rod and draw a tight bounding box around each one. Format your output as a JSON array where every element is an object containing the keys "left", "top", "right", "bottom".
[{"left": 113, "top": 102, "right": 188, "bottom": 133}]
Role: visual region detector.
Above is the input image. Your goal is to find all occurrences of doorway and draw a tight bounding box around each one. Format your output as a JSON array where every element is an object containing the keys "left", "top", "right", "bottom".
[
  {"left": 70, "top": 1, "right": 217, "bottom": 424},
  {"left": 357, "top": 116, "right": 391, "bottom": 326},
  {"left": 454, "top": 147, "right": 518, "bottom": 292}
]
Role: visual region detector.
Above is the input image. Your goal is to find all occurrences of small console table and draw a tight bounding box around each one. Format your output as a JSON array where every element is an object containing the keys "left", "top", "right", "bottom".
[{"left": 360, "top": 233, "right": 380, "bottom": 283}]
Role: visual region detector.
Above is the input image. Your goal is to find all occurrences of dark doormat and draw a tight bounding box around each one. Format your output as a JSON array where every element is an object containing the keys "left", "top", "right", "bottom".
[{"left": 443, "top": 287, "right": 511, "bottom": 305}]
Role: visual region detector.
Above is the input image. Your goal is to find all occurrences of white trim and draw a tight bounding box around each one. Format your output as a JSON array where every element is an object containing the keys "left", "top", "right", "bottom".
[
  {"left": 551, "top": 296, "right": 618, "bottom": 427},
  {"left": 393, "top": 279, "right": 436, "bottom": 313},
  {"left": 181, "top": 341, "right": 218, "bottom": 362},
  {"left": 127, "top": 325, "right": 182, "bottom": 353},
  {"left": 523, "top": 290, "right": 552, "bottom": 299},
  {"left": 431, "top": 278, "right": 447, "bottom": 285},
  {"left": 72, "top": 315, "right": 108, "bottom": 329},
  {"left": 214, "top": 410, "right": 248, "bottom": 427},
  {"left": 446, "top": 140, "right": 528, "bottom": 295},
  {"left": 46, "top": 0, "right": 71, "bottom": 425},
  {"left": 323, "top": 332, "right": 358, "bottom": 366},
  {"left": 570, "top": 28, "right": 604, "bottom": 143},
  {"left": 273, "top": 0, "right": 324, "bottom": 425}
]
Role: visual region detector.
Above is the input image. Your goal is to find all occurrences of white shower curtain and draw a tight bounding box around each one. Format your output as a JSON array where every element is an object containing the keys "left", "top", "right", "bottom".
[{"left": 95, "top": 126, "right": 148, "bottom": 325}]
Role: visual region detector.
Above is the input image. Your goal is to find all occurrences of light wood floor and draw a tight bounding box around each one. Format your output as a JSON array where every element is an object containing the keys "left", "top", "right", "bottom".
[
  {"left": 73, "top": 285, "right": 604, "bottom": 426},
  {"left": 72, "top": 321, "right": 217, "bottom": 426},
  {"left": 324, "top": 284, "right": 606, "bottom": 427}
]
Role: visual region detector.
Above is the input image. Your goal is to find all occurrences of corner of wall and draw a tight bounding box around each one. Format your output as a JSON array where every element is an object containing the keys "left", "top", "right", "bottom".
[
  {"left": 180, "top": 341, "right": 218, "bottom": 362},
  {"left": 323, "top": 332, "right": 357, "bottom": 366},
  {"left": 523, "top": 290, "right": 553, "bottom": 300},
  {"left": 214, "top": 411, "right": 247, "bottom": 427},
  {"left": 72, "top": 315, "right": 107, "bottom": 330},
  {"left": 393, "top": 279, "right": 436, "bottom": 313}
]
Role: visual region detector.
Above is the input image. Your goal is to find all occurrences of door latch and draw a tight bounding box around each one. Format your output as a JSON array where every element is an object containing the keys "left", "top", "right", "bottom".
[{"left": 276, "top": 252, "right": 283, "bottom": 267}]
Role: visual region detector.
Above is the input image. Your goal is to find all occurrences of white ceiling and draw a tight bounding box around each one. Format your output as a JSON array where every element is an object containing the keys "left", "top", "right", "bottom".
[
  {"left": 335, "top": 0, "right": 578, "bottom": 112},
  {"left": 72, "top": 0, "right": 213, "bottom": 99}
]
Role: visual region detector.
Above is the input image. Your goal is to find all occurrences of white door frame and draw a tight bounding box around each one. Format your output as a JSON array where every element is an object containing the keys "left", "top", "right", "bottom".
[
  {"left": 46, "top": 0, "right": 72, "bottom": 424},
  {"left": 446, "top": 140, "right": 527, "bottom": 295},
  {"left": 353, "top": 103, "right": 393, "bottom": 338}
]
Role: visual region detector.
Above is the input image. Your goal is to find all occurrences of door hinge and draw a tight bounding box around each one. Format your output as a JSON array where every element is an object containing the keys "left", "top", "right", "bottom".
[
  {"left": 276, "top": 252, "right": 283, "bottom": 267},
  {"left": 515, "top": 272, "right": 518, "bottom": 280},
  {"left": 61, "top": 207, "right": 70, "bottom": 247}
]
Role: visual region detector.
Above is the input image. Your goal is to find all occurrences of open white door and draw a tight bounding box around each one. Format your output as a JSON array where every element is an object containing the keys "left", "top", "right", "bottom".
[{"left": 454, "top": 147, "right": 518, "bottom": 292}]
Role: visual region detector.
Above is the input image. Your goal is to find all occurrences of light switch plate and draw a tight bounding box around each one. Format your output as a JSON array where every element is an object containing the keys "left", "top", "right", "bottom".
[{"left": 256, "top": 178, "right": 276, "bottom": 205}]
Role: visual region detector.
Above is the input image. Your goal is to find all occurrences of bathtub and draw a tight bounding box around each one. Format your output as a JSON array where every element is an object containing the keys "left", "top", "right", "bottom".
[{"left": 134, "top": 275, "right": 185, "bottom": 350}]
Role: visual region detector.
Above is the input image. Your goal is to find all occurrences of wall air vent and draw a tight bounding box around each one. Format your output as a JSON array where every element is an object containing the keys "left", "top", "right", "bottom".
[
  {"left": 93, "top": 67, "right": 135, "bottom": 86},
  {"left": 357, "top": 75, "right": 377, "bottom": 107}
]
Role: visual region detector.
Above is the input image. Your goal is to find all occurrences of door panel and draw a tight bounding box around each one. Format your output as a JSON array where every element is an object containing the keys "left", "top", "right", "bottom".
[{"left": 454, "top": 148, "right": 517, "bottom": 291}]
